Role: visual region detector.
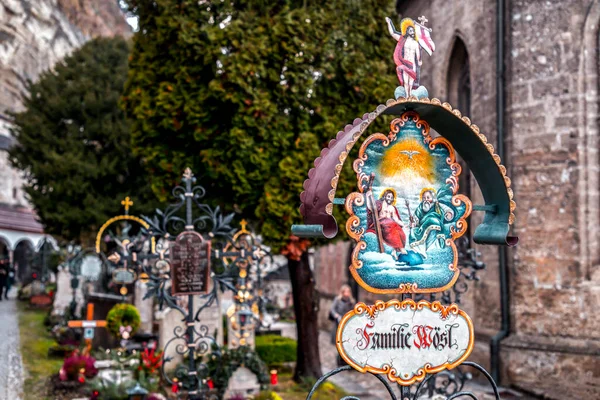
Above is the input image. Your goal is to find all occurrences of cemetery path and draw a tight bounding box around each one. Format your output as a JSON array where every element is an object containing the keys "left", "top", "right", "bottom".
[
  {"left": 0, "top": 288, "right": 24, "bottom": 400},
  {"left": 317, "top": 329, "right": 397, "bottom": 400}
]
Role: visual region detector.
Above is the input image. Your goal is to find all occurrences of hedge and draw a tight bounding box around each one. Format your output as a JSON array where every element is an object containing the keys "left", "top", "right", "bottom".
[{"left": 255, "top": 335, "right": 297, "bottom": 366}]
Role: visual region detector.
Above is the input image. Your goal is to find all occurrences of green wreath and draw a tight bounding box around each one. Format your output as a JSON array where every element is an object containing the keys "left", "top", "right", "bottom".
[{"left": 106, "top": 303, "right": 141, "bottom": 338}]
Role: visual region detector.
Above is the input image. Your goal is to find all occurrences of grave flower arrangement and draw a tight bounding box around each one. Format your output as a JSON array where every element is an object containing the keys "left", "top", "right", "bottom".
[
  {"left": 106, "top": 303, "right": 141, "bottom": 339},
  {"left": 59, "top": 350, "right": 98, "bottom": 383},
  {"left": 138, "top": 346, "right": 163, "bottom": 377}
]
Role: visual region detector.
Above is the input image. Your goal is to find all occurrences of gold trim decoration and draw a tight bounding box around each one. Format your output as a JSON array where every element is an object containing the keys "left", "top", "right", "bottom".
[
  {"left": 95, "top": 215, "right": 156, "bottom": 254},
  {"left": 344, "top": 112, "right": 472, "bottom": 294},
  {"left": 336, "top": 299, "right": 475, "bottom": 386}
]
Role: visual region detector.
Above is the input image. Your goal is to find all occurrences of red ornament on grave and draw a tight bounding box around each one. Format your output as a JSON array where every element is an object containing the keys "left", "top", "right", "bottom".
[
  {"left": 207, "top": 378, "right": 215, "bottom": 389},
  {"left": 171, "top": 378, "right": 179, "bottom": 393},
  {"left": 270, "top": 370, "right": 278, "bottom": 385}
]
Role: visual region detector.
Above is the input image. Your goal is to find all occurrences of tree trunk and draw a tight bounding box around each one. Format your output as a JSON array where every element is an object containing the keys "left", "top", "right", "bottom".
[{"left": 287, "top": 250, "right": 322, "bottom": 381}]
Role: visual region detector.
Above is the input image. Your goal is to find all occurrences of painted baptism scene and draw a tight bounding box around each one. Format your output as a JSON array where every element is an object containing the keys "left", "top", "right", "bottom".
[{"left": 345, "top": 112, "right": 472, "bottom": 293}]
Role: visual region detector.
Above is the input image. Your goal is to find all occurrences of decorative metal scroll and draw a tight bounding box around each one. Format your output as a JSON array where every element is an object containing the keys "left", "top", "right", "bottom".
[{"left": 306, "top": 362, "right": 500, "bottom": 400}]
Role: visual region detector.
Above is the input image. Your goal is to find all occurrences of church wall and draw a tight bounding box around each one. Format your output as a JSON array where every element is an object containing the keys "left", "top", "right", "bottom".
[
  {"left": 394, "top": 0, "right": 600, "bottom": 398},
  {"left": 397, "top": 0, "right": 503, "bottom": 373}
]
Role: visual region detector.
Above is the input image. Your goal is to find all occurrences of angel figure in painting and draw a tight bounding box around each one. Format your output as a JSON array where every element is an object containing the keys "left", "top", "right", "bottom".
[{"left": 385, "top": 16, "right": 435, "bottom": 98}]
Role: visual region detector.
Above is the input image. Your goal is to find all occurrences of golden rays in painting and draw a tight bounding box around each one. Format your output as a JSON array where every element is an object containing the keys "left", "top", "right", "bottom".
[{"left": 379, "top": 138, "right": 435, "bottom": 185}]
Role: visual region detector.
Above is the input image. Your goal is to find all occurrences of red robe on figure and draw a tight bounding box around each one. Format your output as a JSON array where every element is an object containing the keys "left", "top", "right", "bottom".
[{"left": 367, "top": 200, "right": 407, "bottom": 252}]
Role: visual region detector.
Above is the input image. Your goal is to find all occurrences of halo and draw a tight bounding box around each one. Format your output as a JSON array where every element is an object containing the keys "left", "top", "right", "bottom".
[
  {"left": 419, "top": 187, "right": 436, "bottom": 201},
  {"left": 379, "top": 187, "right": 398, "bottom": 205},
  {"left": 400, "top": 18, "right": 416, "bottom": 37}
]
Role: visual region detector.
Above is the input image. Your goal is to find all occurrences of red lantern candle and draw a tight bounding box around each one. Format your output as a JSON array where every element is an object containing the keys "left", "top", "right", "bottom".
[
  {"left": 270, "top": 369, "right": 278, "bottom": 385},
  {"left": 171, "top": 378, "right": 179, "bottom": 393},
  {"left": 207, "top": 378, "right": 215, "bottom": 389}
]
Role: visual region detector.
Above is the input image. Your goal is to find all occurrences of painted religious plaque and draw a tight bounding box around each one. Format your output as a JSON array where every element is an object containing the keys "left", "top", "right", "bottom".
[
  {"left": 336, "top": 299, "right": 473, "bottom": 385},
  {"left": 345, "top": 112, "right": 471, "bottom": 293},
  {"left": 170, "top": 231, "right": 211, "bottom": 296}
]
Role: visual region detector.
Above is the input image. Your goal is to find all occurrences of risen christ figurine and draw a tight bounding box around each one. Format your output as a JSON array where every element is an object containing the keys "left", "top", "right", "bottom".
[{"left": 386, "top": 17, "right": 422, "bottom": 97}]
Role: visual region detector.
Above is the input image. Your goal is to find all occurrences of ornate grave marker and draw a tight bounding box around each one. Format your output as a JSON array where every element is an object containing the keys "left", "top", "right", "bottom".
[
  {"left": 138, "top": 169, "right": 270, "bottom": 397},
  {"left": 97, "top": 196, "right": 155, "bottom": 296},
  {"left": 293, "top": 15, "right": 518, "bottom": 399}
]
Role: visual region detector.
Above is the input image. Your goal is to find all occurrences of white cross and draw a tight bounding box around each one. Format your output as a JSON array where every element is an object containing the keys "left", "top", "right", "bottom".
[{"left": 417, "top": 16, "right": 429, "bottom": 26}]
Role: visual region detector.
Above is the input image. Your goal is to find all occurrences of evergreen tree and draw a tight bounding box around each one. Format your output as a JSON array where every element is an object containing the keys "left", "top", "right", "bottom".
[
  {"left": 9, "top": 37, "right": 158, "bottom": 243},
  {"left": 122, "top": 0, "right": 396, "bottom": 380}
]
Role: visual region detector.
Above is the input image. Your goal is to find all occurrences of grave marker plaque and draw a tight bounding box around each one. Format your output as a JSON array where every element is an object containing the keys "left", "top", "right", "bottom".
[
  {"left": 170, "top": 231, "right": 211, "bottom": 295},
  {"left": 112, "top": 268, "right": 137, "bottom": 285},
  {"left": 291, "top": 14, "right": 518, "bottom": 392}
]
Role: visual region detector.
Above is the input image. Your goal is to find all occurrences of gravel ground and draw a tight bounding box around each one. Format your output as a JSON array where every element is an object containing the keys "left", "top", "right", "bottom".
[{"left": 0, "top": 287, "right": 24, "bottom": 400}]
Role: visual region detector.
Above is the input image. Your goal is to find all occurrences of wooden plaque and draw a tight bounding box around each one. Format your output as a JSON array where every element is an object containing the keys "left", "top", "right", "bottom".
[{"left": 170, "top": 231, "right": 211, "bottom": 296}]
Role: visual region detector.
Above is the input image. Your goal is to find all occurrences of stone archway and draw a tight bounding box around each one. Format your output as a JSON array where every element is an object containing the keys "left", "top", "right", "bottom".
[{"left": 14, "top": 239, "right": 34, "bottom": 284}]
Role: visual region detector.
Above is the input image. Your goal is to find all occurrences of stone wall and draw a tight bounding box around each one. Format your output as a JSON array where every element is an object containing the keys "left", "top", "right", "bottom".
[
  {"left": 0, "top": 0, "right": 129, "bottom": 207},
  {"left": 503, "top": 0, "right": 600, "bottom": 397}
]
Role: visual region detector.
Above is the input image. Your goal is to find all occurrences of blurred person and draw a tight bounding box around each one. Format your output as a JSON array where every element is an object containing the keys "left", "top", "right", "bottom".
[
  {"left": 0, "top": 260, "right": 7, "bottom": 301},
  {"left": 4, "top": 263, "right": 14, "bottom": 299},
  {"left": 329, "top": 284, "right": 355, "bottom": 366}
]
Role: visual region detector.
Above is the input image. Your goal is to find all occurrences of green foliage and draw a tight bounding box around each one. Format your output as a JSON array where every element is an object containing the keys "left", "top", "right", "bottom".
[
  {"left": 122, "top": 0, "right": 396, "bottom": 251},
  {"left": 255, "top": 335, "right": 297, "bottom": 366},
  {"left": 206, "top": 346, "right": 270, "bottom": 397},
  {"left": 106, "top": 303, "right": 141, "bottom": 337},
  {"left": 9, "top": 37, "right": 158, "bottom": 243}
]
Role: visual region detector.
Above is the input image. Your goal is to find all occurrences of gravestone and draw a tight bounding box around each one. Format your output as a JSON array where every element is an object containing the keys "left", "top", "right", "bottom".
[
  {"left": 134, "top": 280, "right": 153, "bottom": 334},
  {"left": 223, "top": 367, "right": 260, "bottom": 399},
  {"left": 52, "top": 266, "right": 84, "bottom": 316},
  {"left": 156, "top": 291, "right": 223, "bottom": 371}
]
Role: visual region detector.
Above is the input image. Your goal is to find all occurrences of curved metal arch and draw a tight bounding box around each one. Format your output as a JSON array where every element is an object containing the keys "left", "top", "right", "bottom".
[
  {"left": 293, "top": 97, "right": 517, "bottom": 246},
  {"left": 95, "top": 215, "right": 156, "bottom": 254}
]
